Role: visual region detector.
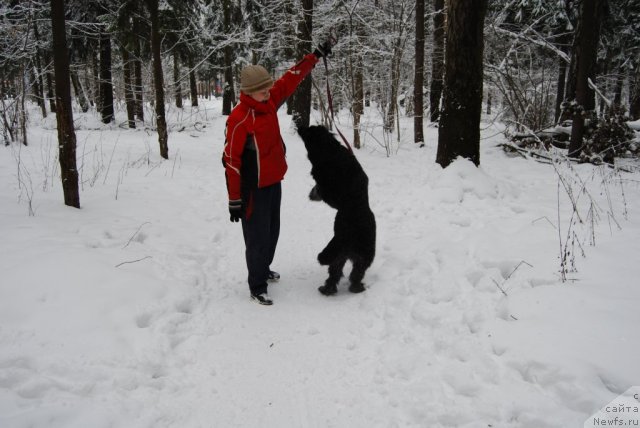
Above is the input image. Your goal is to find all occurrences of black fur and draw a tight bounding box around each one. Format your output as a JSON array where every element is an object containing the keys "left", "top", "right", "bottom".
[{"left": 298, "top": 125, "right": 376, "bottom": 295}]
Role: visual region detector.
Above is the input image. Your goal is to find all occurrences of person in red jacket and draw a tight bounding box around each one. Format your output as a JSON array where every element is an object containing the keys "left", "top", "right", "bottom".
[{"left": 223, "top": 40, "right": 333, "bottom": 305}]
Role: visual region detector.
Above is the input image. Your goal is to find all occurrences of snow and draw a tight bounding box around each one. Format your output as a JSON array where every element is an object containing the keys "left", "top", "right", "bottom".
[
  {"left": 627, "top": 119, "right": 640, "bottom": 132},
  {"left": 1, "top": 99, "right": 639, "bottom": 427}
]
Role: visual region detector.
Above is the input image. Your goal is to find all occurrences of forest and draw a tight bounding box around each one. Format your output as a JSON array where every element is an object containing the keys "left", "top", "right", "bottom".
[
  {"left": 2, "top": 2, "right": 640, "bottom": 426},
  {"left": 1, "top": 0, "right": 639, "bottom": 207}
]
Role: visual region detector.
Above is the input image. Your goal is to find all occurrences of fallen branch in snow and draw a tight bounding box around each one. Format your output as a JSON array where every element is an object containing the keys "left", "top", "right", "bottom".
[
  {"left": 492, "top": 260, "right": 533, "bottom": 296},
  {"left": 505, "top": 261, "right": 534, "bottom": 282},
  {"left": 532, "top": 216, "right": 557, "bottom": 229},
  {"left": 171, "top": 149, "right": 180, "bottom": 178},
  {"left": 498, "top": 142, "right": 554, "bottom": 164},
  {"left": 510, "top": 126, "right": 571, "bottom": 150},
  {"left": 144, "top": 161, "right": 163, "bottom": 177},
  {"left": 499, "top": 142, "right": 635, "bottom": 173},
  {"left": 122, "top": 222, "right": 151, "bottom": 249},
  {"left": 491, "top": 278, "right": 508, "bottom": 297},
  {"left": 115, "top": 256, "right": 152, "bottom": 268}
]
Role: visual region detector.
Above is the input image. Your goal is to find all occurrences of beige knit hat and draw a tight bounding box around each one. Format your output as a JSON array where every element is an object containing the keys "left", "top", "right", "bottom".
[{"left": 240, "top": 65, "right": 273, "bottom": 93}]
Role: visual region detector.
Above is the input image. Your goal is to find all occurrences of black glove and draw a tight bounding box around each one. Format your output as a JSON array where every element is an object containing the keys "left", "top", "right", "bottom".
[
  {"left": 229, "top": 199, "right": 243, "bottom": 222},
  {"left": 313, "top": 37, "right": 334, "bottom": 58}
]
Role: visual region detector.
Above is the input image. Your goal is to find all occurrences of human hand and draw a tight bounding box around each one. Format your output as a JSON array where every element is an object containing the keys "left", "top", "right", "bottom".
[
  {"left": 313, "top": 35, "right": 336, "bottom": 58},
  {"left": 229, "top": 199, "right": 243, "bottom": 222}
]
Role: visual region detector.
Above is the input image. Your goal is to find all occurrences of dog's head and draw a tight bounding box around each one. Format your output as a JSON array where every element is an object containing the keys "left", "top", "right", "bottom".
[{"left": 297, "top": 125, "right": 343, "bottom": 161}]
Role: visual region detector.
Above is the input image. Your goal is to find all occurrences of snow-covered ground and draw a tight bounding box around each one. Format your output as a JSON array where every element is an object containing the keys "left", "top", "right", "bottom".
[{"left": 1, "top": 99, "right": 639, "bottom": 428}]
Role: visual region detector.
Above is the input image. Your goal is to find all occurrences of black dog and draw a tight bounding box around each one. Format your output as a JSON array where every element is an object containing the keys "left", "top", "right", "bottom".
[{"left": 297, "top": 125, "right": 376, "bottom": 295}]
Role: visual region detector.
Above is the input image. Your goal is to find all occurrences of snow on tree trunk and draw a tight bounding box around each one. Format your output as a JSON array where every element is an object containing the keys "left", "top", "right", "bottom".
[
  {"left": 147, "top": 0, "right": 169, "bottom": 159},
  {"left": 429, "top": 0, "right": 445, "bottom": 123}
]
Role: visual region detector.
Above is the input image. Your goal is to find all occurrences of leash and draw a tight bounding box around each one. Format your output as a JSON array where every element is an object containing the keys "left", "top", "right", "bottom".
[{"left": 322, "top": 54, "right": 354, "bottom": 155}]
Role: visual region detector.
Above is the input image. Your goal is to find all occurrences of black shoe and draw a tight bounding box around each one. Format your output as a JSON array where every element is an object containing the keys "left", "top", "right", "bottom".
[
  {"left": 251, "top": 293, "right": 273, "bottom": 305},
  {"left": 267, "top": 270, "right": 280, "bottom": 282}
]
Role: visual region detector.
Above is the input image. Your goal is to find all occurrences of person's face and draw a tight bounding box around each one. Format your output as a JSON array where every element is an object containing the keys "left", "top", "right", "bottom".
[{"left": 248, "top": 86, "right": 272, "bottom": 102}]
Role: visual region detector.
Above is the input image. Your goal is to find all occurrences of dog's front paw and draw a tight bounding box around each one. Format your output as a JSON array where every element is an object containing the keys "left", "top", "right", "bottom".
[
  {"left": 317, "top": 251, "right": 331, "bottom": 265},
  {"left": 309, "top": 185, "right": 322, "bottom": 201},
  {"left": 348, "top": 283, "right": 366, "bottom": 293},
  {"left": 318, "top": 284, "right": 338, "bottom": 296}
]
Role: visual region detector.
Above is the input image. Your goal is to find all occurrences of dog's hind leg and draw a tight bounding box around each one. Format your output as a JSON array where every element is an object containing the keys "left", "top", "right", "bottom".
[
  {"left": 318, "top": 256, "right": 347, "bottom": 296},
  {"left": 348, "top": 256, "right": 369, "bottom": 293}
]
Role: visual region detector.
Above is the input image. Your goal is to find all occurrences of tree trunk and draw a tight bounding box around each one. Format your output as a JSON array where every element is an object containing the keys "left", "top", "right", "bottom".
[
  {"left": 598, "top": 60, "right": 609, "bottom": 115},
  {"left": 173, "top": 54, "right": 183, "bottom": 108},
  {"left": 19, "top": 67, "right": 28, "bottom": 146},
  {"left": 32, "top": 21, "right": 47, "bottom": 118},
  {"left": 555, "top": 59, "right": 568, "bottom": 123},
  {"left": 568, "top": 0, "right": 600, "bottom": 158},
  {"left": 147, "top": 0, "right": 169, "bottom": 159},
  {"left": 436, "top": 0, "right": 488, "bottom": 168},
  {"left": 613, "top": 68, "right": 624, "bottom": 107},
  {"left": 414, "top": 0, "right": 425, "bottom": 145},
  {"left": 44, "top": 48, "right": 56, "bottom": 113},
  {"left": 133, "top": 23, "right": 144, "bottom": 122},
  {"left": 188, "top": 55, "right": 198, "bottom": 107},
  {"left": 1, "top": 79, "right": 15, "bottom": 145},
  {"left": 283, "top": 0, "right": 297, "bottom": 117},
  {"left": 222, "top": 0, "right": 235, "bottom": 115},
  {"left": 50, "top": 0, "right": 80, "bottom": 208},
  {"left": 83, "top": 63, "right": 93, "bottom": 107},
  {"left": 554, "top": 31, "right": 571, "bottom": 123},
  {"left": 121, "top": 46, "right": 136, "bottom": 128},
  {"left": 630, "top": 68, "right": 640, "bottom": 120},
  {"left": 429, "top": 0, "right": 445, "bottom": 122},
  {"left": 99, "top": 33, "right": 114, "bottom": 123},
  {"left": 31, "top": 65, "right": 47, "bottom": 118},
  {"left": 90, "top": 47, "right": 99, "bottom": 107},
  {"left": 292, "top": 0, "right": 313, "bottom": 129},
  {"left": 353, "top": 57, "right": 364, "bottom": 149},
  {"left": 384, "top": 44, "right": 403, "bottom": 133},
  {"left": 71, "top": 71, "right": 89, "bottom": 113}
]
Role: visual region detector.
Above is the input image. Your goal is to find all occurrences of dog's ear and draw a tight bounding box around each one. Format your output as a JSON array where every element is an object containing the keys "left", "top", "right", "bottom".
[{"left": 310, "top": 125, "right": 327, "bottom": 136}]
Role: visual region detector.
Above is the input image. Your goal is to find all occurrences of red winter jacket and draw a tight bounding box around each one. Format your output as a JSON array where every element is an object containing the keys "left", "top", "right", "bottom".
[{"left": 223, "top": 53, "right": 320, "bottom": 203}]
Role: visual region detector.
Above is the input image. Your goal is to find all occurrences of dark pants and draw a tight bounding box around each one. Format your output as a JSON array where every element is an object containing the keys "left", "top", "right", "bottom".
[{"left": 241, "top": 183, "right": 281, "bottom": 295}]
